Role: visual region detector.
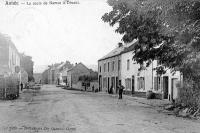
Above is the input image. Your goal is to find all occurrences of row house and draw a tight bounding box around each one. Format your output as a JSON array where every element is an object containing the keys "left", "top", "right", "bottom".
[
  {"left": 0, "top": 33, "right": 22, "bottom": 98},
  {"left": 98, "top": 41, "right": 181, "bottom": 101},
  {"left": 67, "top": 63, "right": 91, "bottom": 88},
  {"left": 98, "top": 43, "right": 131, "bottom": 93},
  {"left": 42, "top": 61, "right": 73, "bottom": 85},
  {"left": 0, "top": 34, "right": 21, "bottom": 77},
  {"left": 67, "top": 62, "right": 98, "bottom": 91}
]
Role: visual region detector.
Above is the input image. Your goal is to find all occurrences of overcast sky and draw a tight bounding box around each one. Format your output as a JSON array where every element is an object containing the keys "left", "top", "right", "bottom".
[{"left": 0, "top": 0, "right": 122, "bottom": 72}]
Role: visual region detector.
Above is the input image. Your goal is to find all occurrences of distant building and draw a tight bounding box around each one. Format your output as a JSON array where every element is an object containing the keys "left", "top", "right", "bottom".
[
  {"left": 21, "top": 68, "right": 28, "bottom": 85},
  {"left": 41, "top": 61, "right": 73, "bottom": 85},
  {"left": 67, "top": 63, "right": 91, "bottom": 89},
  {"left": 20, "top": 53, "right": 34, "bottom": 81},
  {"left": 33, "top": 73, "right": 42, "bottom": 83},
  {"left": 41, "top": 68, "right": 49, "bottom": 84}
]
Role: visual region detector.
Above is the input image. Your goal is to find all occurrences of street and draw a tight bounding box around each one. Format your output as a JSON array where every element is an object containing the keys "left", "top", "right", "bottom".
[{"left": 0, "top": 85, "right": 199, "bottom": 133}]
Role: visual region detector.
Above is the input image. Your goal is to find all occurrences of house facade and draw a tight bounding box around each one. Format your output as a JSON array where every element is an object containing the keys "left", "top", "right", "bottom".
[
  {"left": 98, "top": 43, "right": 132, "bottom": 93},
  {"left": 121, "top": 49, "right": 181, "bottom": 101},
  {"left": 0, "top": 34, "right": 20, "bottom": 78},
  {"left": 98, "top": 41, "right": 181, "bottom": 101},
  {"left": 67, "top": 63, "right": 91, "bottom": 89},
  {"left": 0, "top": 34, "right": 22, "bottom": 98}
]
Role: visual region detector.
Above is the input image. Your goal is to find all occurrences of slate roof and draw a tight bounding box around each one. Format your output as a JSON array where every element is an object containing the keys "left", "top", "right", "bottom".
[{"left": 98, "top": 40, "right": 138, "bottom": 61}]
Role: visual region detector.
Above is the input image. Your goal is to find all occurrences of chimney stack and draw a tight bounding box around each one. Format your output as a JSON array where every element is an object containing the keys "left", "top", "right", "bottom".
[{"left": 118, "top": 42, "right": 123, "bottom": 47}]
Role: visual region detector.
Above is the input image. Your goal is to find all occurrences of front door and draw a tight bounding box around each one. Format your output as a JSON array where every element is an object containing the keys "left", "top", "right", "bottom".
[
  {"left": 111, "top": 77, "right": 115, "bottom": 93},
  {"left": 132, "top": 76, "right": 135, "bottom": 94},
  {"left": 171, "top": 78, "right": 178, "bottom": 101},
  {"left": 163, "top": 76, "right": 169, "bottom": 99},
  {"left": 99, "top": 75, "right": 102, "bottom": 91},
  {"left": 107, "top": 77, "right": 110, "bottom": 93},
  {"left": 116, "top": 77, "right": 118, "bottom": 93}
]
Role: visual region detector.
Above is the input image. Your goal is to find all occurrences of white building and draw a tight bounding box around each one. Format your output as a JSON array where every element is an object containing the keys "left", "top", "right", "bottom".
[{"left": 121, "top": 42, "right": 181, "bottom": 101}]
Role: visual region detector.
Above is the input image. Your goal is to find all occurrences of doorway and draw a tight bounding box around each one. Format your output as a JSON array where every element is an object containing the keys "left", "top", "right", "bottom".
[
  {"left": 163, "top": 76, "right": 169, "bottom": 99},
  {"left": 171, "top": 78, "right": 178, "bottom": 101},
  {"left": 111, "top": 77, "right": 115, "bottom": 94},
  {"left": 99, "top": 75, "right": 102, "bottom": 91},
  {"left": 107, "top": 77, "right": 110, "bottom": 93},
  {"left": 116, "top": 77, "right": 118, "bottom": 93},
  {"left": 132, "top": 75, "right": 135, "bottom": 94}
]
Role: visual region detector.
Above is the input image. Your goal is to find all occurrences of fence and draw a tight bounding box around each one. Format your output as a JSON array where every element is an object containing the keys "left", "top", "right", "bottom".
[{"left": 0, "top": 76, "right": 19, "bottom": 100}]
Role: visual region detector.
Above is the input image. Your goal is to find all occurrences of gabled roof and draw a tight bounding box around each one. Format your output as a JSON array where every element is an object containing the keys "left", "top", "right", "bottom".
[
  {"left": 98, "top": 40, "right": 137, "bottom": 61},
  {"left": 122, "top": 41, "right": 138, "bottom": 54},
  {"left": 98, "top": 46, "right": 124, "bottom": 61},
  {"left": 67, "top": 62, "right": 89, "bottom": 72}
]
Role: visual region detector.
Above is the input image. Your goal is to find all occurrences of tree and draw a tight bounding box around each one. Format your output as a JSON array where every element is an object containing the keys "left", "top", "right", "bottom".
[
  {"left": 20, "top": 53, "right": 34, "bottom": 81},
  {"left": 102, "top": 0, "right": 200, "bottom": 81}
]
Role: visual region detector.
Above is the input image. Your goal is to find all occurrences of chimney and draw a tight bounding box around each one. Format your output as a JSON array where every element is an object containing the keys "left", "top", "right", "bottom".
[{"left": 118, "top": 42, "right": 123, "bottom": 47}]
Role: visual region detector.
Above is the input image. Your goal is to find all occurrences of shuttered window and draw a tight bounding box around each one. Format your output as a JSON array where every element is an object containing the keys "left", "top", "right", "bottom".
[
  {"left": 154, "top": 76, "right": 161, "bottom": 91},
  {"left": 103, "top": 77, "right": 107, "bottom": 88},
  {"left": 137, "top": 77, "right": 145, "bottom": 90},
  {"left": 125, "top": 78, "right": 131, "bottom": 90}
]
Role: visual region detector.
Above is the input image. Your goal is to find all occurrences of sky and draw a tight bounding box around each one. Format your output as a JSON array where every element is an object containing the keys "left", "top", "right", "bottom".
[{"left": 0, "top": 0, "right": 122, "bottom": 72}]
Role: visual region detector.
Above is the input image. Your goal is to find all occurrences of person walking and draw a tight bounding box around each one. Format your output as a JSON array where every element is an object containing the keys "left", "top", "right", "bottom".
[
  {"left": 118, "top": 81, "right": 124, "bottom": 99},
  {"left": 20, "top": 82, "right": 23, "bottom": 91}
]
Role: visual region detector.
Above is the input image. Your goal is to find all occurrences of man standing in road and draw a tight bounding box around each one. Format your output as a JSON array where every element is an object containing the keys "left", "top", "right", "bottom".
[{"left": 118, "top": 80, "right": 124, "bottom": 99}]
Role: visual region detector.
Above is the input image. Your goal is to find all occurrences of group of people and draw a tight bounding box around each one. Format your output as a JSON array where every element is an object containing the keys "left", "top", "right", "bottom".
[{"left": 109, "top": 81, "right": 125, "bottom": 99}]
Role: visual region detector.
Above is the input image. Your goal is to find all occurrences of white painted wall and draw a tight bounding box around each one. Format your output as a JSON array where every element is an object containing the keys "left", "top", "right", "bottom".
[{"left": 121, "top": 50, "right": 181, "bottom": 100}]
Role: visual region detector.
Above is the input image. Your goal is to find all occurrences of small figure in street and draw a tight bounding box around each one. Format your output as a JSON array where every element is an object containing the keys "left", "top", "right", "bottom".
[
  {"left": 118, "top": 81, "right": 124, "bottom": 99},
  {"left": 20, "top": 82, "right": 23, "bottom": 91}
]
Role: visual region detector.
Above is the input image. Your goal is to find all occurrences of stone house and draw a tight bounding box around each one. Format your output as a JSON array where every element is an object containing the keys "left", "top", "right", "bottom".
[
  {"left": 0, "top": 34, "right": 21, "bottom": 98},
  {"left": 121, "top": 41, "right": 181, "bottom": 101},
  {"left": 0, "top": 34, "right": 21, "bottom": 77},
  {"left": 67, "top": 63, "right": 92, "bottom": 89},
  {"left": 98, "top": 41, "right": 181, "bottom": 101},
  {"left": 46, "top": 61, "right": 73, "bottom": 85},
  {"left": 98, "top": 42, "right": 132, "bottom": 93}
]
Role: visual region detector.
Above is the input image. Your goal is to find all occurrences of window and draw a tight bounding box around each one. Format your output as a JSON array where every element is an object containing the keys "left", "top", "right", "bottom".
[
  {"left": 154, "top": 76, "right": 161, "bottom": 91},
  {"left": 137, "top": 77, "right": 145, "bottom": 90},
  {"left": 127, "top": 59, "right": 130, "bottom": 70},
  {"left": 104, "top": 63, "right": 106, "bottom": 72},
  {"left": 103, "top": 77, "right": 107, "bottom": 88},
  {"left": 99, "top": 66, "right": 101, "bottom": 73},
  {"left": 108, "top": 62, "right": 110, "bottom": 72},
  {"left": 112, "top": 61, "right": 115, "bottom": 71},
  {"left": 125, "top": 78, "right": 131, "bottom": 90},
  {"left": 118, "top": 60, "right": 121, "bottom": 70}
]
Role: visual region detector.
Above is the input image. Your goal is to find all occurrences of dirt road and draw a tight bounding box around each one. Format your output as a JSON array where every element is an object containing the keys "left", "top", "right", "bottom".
[{"left": 0, "top": 85, "right": 199, "bottom": 133}]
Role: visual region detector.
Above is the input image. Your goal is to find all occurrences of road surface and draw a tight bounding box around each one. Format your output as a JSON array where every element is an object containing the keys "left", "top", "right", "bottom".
[{"left": 0, "top": 85, "right": 199, "bottom": 133}]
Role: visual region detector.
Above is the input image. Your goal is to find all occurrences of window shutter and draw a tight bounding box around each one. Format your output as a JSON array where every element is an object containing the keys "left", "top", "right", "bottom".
[{"left": 154, "top": 77, "right": 158, "bottom": 91}]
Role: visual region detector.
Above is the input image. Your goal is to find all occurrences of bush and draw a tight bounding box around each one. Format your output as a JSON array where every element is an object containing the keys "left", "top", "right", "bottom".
[{"left": 176, "top": 80, "right": 200, "bottom": 109}]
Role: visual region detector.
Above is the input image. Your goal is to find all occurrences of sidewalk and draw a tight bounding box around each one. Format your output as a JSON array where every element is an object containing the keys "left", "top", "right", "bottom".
[{"left": 97, "top": 91, "right": 171, "bottom": 108}]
